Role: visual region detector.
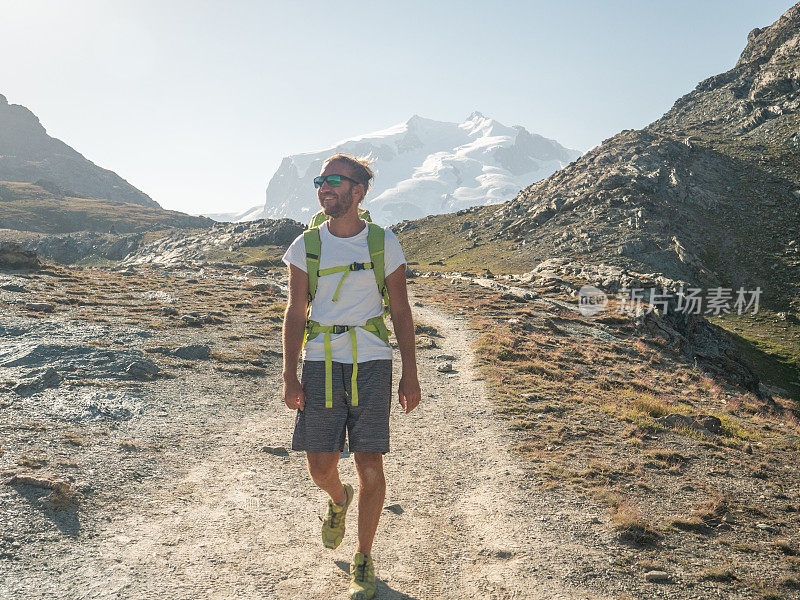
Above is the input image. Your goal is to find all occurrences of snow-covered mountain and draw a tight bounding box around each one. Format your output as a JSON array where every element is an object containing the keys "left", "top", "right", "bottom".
[
  {"left": 201, "top": 205, "right": 264, "bottom": 222},
  {"left": 239, "top": 112, "right": 580, "bottom": 225}
]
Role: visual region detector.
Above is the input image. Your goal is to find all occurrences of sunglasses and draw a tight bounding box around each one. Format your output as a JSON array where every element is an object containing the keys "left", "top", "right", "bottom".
[{"left": 313, "top": 174, "right": 361, "bottom": 189}]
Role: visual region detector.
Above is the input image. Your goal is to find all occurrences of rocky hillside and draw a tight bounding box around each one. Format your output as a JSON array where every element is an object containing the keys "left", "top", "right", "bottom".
[
  {"left": 398, "top": 4, "right": 800, "bottom": 317},
  {"left": 0, "top": 94, "right": 155, "bottom": 207},
  {"left": 0, "top": 181, "right": 213, "bottom": 235},
  {"left": 3, "top": 218, "right": 304, "bottom": 267}
]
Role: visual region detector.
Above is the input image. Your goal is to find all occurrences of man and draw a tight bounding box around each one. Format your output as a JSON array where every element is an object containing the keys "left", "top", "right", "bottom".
[{"left": 282, "top": 154, "right": 421, "bottom": 600}]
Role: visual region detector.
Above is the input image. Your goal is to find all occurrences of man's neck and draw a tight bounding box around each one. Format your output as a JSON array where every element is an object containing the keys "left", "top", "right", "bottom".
[{"left": 327, "top": 210, "right": 366, "bottom": 238}]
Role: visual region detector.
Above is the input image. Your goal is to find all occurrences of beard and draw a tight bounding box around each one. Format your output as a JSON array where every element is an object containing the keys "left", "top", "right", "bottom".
[{"left": 320, "top": 193, "right": 354, "bottom": 219}]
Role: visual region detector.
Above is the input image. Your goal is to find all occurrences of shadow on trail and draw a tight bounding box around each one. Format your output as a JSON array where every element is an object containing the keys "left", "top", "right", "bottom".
[
  {"left": 9, "top": 484, "right": 81, "bottom": 538},
  {"left": 335, "top": 560, "right": 422, "bottom": 600}
]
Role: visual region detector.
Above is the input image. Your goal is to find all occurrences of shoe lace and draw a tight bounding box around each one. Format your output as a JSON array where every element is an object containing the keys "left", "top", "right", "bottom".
[
  {"left": 329, "top": 505, "right": 343, "bottom": 528},
  {"left": 355, "top": 560, "right": 367, "bottom": 582}
]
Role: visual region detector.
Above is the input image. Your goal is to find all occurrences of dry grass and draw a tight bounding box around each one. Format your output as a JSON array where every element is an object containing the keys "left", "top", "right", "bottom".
[
  {"left": 47, "top": 483, "right": 78, "bottom": 509},
  {"left": 17, "top": 453, "right": 47, "bottom": 469},
  {"left": 699, "top": 567, "right": 737, "bottom": 582},
  {"left": 609, "top": 500, "right": 660, "bottom": 546},
  {"left": 62, "top": 431, "right": 86, "bottom": 446}
]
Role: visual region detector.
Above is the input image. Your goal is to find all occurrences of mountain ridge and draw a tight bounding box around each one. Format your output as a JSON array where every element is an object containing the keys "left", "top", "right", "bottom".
[
  {"left": 210, "top": 113, "right": 580, "bottom": 225},
  {"left": 0, "top": 93, "right": 156, "bottom": 208}
]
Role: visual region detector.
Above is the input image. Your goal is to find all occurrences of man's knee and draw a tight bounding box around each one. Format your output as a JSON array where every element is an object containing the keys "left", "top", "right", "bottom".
[
  {"left": 354, "top": 452, "right": 385, "bottom": 489},
  {"left": 307, "top": 452, "right": 339, "bottom": 482}
]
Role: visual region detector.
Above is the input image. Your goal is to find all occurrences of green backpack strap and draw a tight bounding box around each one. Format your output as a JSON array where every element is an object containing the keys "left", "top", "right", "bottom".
[
  {"left": 303, "top": 228, "right": 321, "bottom": 301},
  {"left": 308, "top": 211, "right": 327, "bottom": 229},
  {"left": 366, "top": 222, "right": 390, "bottom": 313}
]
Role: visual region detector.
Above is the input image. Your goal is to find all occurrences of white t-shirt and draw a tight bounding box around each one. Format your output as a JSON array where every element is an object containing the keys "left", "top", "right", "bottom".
[{"left": 282, "top": 220, "right": 406, "bottom": 363}]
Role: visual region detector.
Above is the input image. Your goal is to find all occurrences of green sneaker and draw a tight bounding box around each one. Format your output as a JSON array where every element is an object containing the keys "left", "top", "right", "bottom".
[
  {"left": 348, "top": 552, "right": 376, "bottom": 600},
  {"left": 321, "top": 483, "right": 353, "bottom": 549}
]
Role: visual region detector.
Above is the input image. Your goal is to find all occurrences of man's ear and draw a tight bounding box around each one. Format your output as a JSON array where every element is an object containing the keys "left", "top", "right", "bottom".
[{"left": 353, "top": 183, "right": 365, "bottom": 204}]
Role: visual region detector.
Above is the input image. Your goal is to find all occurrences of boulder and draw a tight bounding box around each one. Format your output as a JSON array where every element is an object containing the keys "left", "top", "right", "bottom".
[{"left": 0, "top": 243, "right": 41, "bottom": 270}]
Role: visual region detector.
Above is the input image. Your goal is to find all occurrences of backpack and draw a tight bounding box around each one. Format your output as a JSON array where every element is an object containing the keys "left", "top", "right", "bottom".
[{"left": 302, "top": 213, "right": 391, "bottom": 408}]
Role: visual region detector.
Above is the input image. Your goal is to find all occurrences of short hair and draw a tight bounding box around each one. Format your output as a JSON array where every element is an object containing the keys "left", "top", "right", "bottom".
[{"left": 323, "top": 153, "right": 374, "bottom": 196}]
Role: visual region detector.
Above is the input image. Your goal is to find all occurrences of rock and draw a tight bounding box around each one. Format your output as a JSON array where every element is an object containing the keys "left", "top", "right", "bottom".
[
  {"left": 416, "top": 336, "right": 438, "bottom": 349},
  {"left": 437, "top": 362, "right": 455, "bottom": 373},
  {"left": 2, "top": 472, "right": 71, "bottom": 494},
  {"left": 248, "top": 282, "right": 281, "bottom": 293},
  {"left": 695, "top": 414, "right": 722, "bottom": 434},
  {"left": 162, "top": 306, "right": 179, "bottom": 316},
  {"left": 405, "top": 266, "right": 418, "bottom": 278},
  {"left": 12, "top": 367, "right": 61, "bottom": 396},
  {"left": 656, "top": 413, "right": 714, "bottom": 437},
  {"left": 260, "top": 446, "right": 289, "bottom": 457},
  {"left": 180, "top": 313, "right": 222, "bottom": 326},
  {"left": 644, "top": 570, "right": 671, "bottom": 583},
  {"left": 173, "top": 345, "right": 210, "bottom": 360},
  {"left": 24, "top": 302, "right": 55, "bottom": 313},
  {"left": 415, "top": 324, "right": 440, "bottom": 337},
  {"left": 0, "top": 243, "right": 41, "bottom": 270},
  {"left": 125, "top": 359, "right": 159, "bottom": 380},
  {"left": 180, "top": 315, "right": 202, "bottom": 326},
  {"left": 743, "top": 443, "right": 753, "bottom": 454},
  {"left": 0, "top": 282, "right": 28, "bottom": 292}
]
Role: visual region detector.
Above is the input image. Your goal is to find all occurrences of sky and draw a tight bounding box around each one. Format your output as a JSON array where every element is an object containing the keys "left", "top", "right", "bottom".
[{"left": 0, "top": 0, "right": 793, "bottom": 216}]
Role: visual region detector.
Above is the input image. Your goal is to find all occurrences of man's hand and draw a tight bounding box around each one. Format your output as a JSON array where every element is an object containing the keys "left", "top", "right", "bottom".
[
  {"left": 283, "top": 374, "right": 305, "bottom": 410},
  {"left": 398, "top": 373, "right": 421, "bottom": 414}
]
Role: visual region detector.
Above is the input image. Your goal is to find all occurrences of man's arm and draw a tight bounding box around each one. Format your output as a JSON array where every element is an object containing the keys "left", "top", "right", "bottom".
[
  {"left": 282, "top": 263, "right": 309, "bottom": 410},
  {"left": 385, "top": 264, "right": 421, "bottom": 414}
]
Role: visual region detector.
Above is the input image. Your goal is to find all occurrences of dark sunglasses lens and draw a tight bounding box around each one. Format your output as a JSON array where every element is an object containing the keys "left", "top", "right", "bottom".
[
  {"left": 327, "top": 175, "right": 342, "bottom": 187},
  {"left": 313, "top": 176, "right": 324, "bottom": 188}
]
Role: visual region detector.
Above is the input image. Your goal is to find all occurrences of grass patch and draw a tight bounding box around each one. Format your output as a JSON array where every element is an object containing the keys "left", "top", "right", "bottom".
[
  {"left": 708, "top": 310, "right": 800, "bottom": 401},
  {"left": 699, "top": 567, "right": 737, "bottom": 582},
  {"left": 610, "top": 500, "right": 661, "bottom": 545}
]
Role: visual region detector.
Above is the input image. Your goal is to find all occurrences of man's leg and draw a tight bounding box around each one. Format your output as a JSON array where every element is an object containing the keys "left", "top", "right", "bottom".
[
  {"left": 353, "top": 452, "right": 385, "bottom": 555},
  {"left": 307, "top": 451, "right": 346, "bottom": 504}
]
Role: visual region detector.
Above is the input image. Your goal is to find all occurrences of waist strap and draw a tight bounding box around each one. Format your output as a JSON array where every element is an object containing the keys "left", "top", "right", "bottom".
[{"left": 305, "top": 316, "right": 390, "bottom": 408}]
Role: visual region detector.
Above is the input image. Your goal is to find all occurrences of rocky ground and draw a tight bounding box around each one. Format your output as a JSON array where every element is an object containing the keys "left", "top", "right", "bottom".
[{"left": 0, "top": 256, "right": 798, "bottom": 599}]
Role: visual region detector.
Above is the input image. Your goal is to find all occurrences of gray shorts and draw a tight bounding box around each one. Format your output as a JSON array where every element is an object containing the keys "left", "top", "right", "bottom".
[{"left": 292, "top": 359, "right": 392, "bottom": 454}]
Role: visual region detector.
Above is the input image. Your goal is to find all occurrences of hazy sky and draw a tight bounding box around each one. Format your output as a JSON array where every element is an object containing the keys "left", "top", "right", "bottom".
[{"left": 0, "top": 1, "right": 792, "bottom": 215}]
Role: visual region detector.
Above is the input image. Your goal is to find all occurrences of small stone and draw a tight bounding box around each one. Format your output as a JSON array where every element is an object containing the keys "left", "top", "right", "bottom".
[
  {"left": 743, "top": 443, "right": 753, "bottom": 455},
  {"left": 173, "top": 345, "right": 210, "bottom": 360},
  {"left": 24, "top": 302, "right": 55, "bottom": 313},
  {"left": 260, "top": 446, "right": 289, "bottom": 457},
  {"left": 126, "top": 359, "right": 159, "bottom": 380},
  {"left": 12, "top": 367, "right": 61, "bottom": 396},
  {"left": 248, "top": 282, "right": 281, "bottom": 293},
  {"left": 437, "top": 362, "right": 454, "bottom": 373},
  {"left": 162, "top": 306, "right": 178, "bottom": 316},
  {"left": 645, "top": 570, "right": 670, "bottom": 583}
]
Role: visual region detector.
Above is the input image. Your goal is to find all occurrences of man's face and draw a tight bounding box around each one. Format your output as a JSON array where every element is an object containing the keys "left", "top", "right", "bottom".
[{"left": 317, "top": 160, "right": 361, "bottom": 219}]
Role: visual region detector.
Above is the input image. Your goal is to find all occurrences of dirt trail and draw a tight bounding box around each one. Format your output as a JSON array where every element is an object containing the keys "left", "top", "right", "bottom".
[{"left": 7, "top": 303, "right": 618, "bottom": 599}]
